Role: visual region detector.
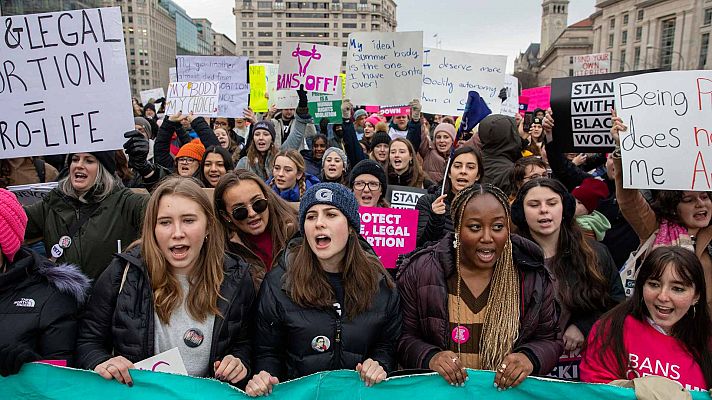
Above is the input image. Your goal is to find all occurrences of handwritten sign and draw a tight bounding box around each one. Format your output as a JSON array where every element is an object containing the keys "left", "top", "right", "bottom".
[
  {"left": 500, "top": 75, "right": 520, "bottom": 117},
  {"left": 346, "top": 31, "right": 423, "bottom": 106},
  {"left": 551, "top": 70, "right": 653, "bottom": 152},
  {"left": 0, "top": 7, "right": 134, "bottom": 159},
  {"left": 176, "top": 56, "right": 249, "bottom": 118},
  {"left": 386, "top": 185, "right": 427, "bottom": 209},
  {"left": 140, "top": 88, "right": 165, "bottom": 106},
  {"left": 165, "top": 81, "right": 219, "bottom": 117},
  {"left": 249, "top": 65, "right": 268, "bottom": 113},
  {"left": 277, "top": 42, "right": 342, "bottom": 93},
  {"left": 134, "top": 348, "right": 188, "bottom": 376},
  {"left": 359, "top": 206, "right": 418, "bottom": 269},
  {"left": 573, "top": 52, "right": 611, "bottom": 76},
  {"left": 521, "top": 86, "right": 551, "bottom": 111},
  {"left": 7, "top": 182, "right": 58, "bottom": 206},
  {"left": 614, "top": 71, "right": 712, "bottom": 190},
  {"left": 421, "top": 48, "right": 506, "bottom": 115},
  {"left": 168, "top": 67, "right": 177, "bottom": 83}
]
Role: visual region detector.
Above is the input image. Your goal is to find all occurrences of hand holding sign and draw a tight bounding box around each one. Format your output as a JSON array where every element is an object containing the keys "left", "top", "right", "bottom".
[
  {"left": 246, "top": 370, "right": 280, "bottom": 397},
  {"left": 213, "top": 355, "right": 247, "bottom": 384},
  {"left": 95, "top": 356, "right": 135, "bottom": 386}
]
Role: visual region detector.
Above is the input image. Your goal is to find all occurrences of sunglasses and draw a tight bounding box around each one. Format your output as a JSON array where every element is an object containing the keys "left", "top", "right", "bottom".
[{"left": 231, "top": 198, "right": 268, "bottom": 220}]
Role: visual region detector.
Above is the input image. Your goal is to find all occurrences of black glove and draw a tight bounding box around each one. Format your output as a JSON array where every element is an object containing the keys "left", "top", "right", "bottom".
[
  {"left": 498, "top": 87, "right": 508, "bottom": 102},
  {"left": 0, "top": 343, "right": 40, "bottom": 377},
  {"left": 123, "top": 130, "right": 154, "bottom": 177},
  {"left": 296, "top": 84, "right": 310, "bottom": 118}
]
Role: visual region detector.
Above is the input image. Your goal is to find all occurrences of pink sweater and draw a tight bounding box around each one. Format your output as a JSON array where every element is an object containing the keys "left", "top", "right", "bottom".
[{"left": 580, "top": 315, "right": 708, "bottom": 391}]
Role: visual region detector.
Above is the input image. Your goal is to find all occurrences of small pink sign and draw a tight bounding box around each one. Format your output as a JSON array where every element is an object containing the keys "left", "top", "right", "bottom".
[
  {"left": 358, "top": 206, "right": 418, "bottom": 269},
  {"left": 521, "top": 86, "right": 551, "bottom": 111},
  {"left": 35, "top": 360, "right": 67, "bottom": 367}
]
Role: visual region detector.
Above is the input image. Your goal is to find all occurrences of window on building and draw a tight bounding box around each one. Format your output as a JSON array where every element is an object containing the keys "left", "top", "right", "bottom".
[
  {"left": 569, "top": 56, "right": 573, "bottom": 64},
  {"left": 705, "top": 9, "right": 712, "bottom": 25},
  {"left": 249, "top": 22, "right": 254, "bottom": 27},
  {"left": 634, "top": 46, "right": 641, "bottom": 69},
  {"left": 700, "top": 33, "right": 710, "bottom": 69},
  {"left": 243, "top": 41, "right": 248, "bottom": 47},
  {"left": 343, "top": 13, "right": 357, "bottom": 19},
  {"left": 623, "top": 14, "right": 629, "bottom": 25},
  {"left": 635, "top": 26, "right": 642, "bottom": 42},
  {"left": 258, "top": 50, "right": 273, "bottom": 56},
  {"left": 361, "top": 23, "right": 366, "bottom": 29},
  {"left": 609, "top": 18, "right": 615, "bottom": 29},
  {"left": 286, "top": 32, "right": 329, "bottom": 37},
  {"left": 637, "top": 9, "right": 644, "bottom": 21},
  {"left": 621, "top": 30, "right": 627, "bottom": 45},
  {"left": 343, "top": 23, "right": 357, "bottom": 28},
  {"left": 343, "top": 2, "right": 356, "bottom": 9},
  {"left": 258, "top": 22, "right": 273, "bottom": 27},
  {"left": 569, "top": 69, "right": 573, "bottom": 77},
  {"left": 257, "top": 1, "right": 271, "bottom": 8},
  {"left": 258, "top": 32, "right": 273, "bottom": 37},
  {"left": 277, "top": 22, "right": 282, "bottom": 27},
  {"left": 258, "top": 41, "right": 273, "bottom": 46},
  {"left": 258, "top": 12, "right": 272, "bottom": 17},
  {"left": 242, "top": 22, "right": 247, "bottom": 27},
  {"left": 619, "top": 49, "right": 626, "bottom": 71},
  {"left": 608, "top": 33, "right": 614, "bottom": 48},
  {"left": 659, "top": 18, "right": 676, "bottom": 69},
  {"left": 333, "top": 23, "right": 338, "bottom": 28},
  {"left": 342, "top": 32, "right": 349, "bottom": 37},
  {"left": 286, "top": 22, "right": 329, "bottom": 28}
]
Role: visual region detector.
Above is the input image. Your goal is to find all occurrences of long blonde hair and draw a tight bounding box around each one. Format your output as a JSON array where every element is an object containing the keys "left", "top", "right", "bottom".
[
  {"left": 140, "top": 177, "right": 225, "bottom": 324},
  {"left": 451, "top": 183, "right": 520, "bottom": 370},
  {"left": 272, "top": 149, "right": 308, "bottom": 197}
]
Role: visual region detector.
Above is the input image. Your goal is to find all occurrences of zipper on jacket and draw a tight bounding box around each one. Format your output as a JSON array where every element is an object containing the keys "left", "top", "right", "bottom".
[{"left": 331, "top": 307, "right": 342, "bottom": 370}]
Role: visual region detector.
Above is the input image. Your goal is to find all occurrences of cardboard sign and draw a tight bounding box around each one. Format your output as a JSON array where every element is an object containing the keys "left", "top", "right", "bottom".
[
  {"left": 8, "top": 182, "right": 58, "bottom": 206},
  {"left": 346, "top": 31, "right": 423, "bottom": 106},
  {"left": 501, "top": 75, "right": 520, "bottom": 117},
  {"left": 277, "top": 42, "right": 342, "bottom": 93},
  {"left": 134, "top": 347, "right": 188, "bottom": 376},
  {"left": 421, "top": 48, "right": 506, "bottom": 115},
  {"left": 613, "top": 70, "right": 712, "bottom": 190},
  {"left": 521, "top": 86, "right": 551, "bottom": 111},
  {"left": 386, "top": 185, "right": 427, "bottom": 209},
  {"left": 249, "top": 65, "right": 268, "bottom": 113},
  {"left": 573, "top": 52, "right": 611, "bottom": 76},
  {"left": 359, "top": 206, "right": 418, "bottom": 269},
  {"left": 165, "top": 81, "right": 219, "bottom": 117},
  {"left": 176, "top": 56, "right": 249, "bottom": 117},
  {"left": 140, "top": 88, "right": 165, "bottom": 106},
  {"left": 551, "top": 70, "right": 655, "bottom": 152},
  {"left": 0, "top": 7, "right": 134, "bottom": 159}
]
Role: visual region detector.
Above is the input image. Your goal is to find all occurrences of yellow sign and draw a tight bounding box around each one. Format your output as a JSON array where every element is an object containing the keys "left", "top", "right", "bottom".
[{"left": 249, "top": 65, "right": 268, "bottom": 113}]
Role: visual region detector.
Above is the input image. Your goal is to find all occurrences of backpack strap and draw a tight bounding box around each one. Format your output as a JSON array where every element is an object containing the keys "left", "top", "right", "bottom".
[
  {"left": 118, "top": 262, "right": 130, "bottom": 294},
  {"left": 32, "top": 157, "right": 46, "bottom": 183}
]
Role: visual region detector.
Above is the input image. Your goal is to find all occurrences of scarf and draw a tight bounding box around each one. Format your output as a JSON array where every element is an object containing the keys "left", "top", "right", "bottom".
[
  {"left": 575, "top": 210, "right": 611, "bottom": 241},
  {"left": 652, "top": 218, "right": 695, "bottom": 252}
]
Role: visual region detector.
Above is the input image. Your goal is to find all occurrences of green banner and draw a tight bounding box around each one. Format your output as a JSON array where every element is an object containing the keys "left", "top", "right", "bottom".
[
  {"left": 308, "top": 94, "right": 342, "bottom": 123},
  {"left": 1, "top": 363, "right": 709, "bottom": 400}
]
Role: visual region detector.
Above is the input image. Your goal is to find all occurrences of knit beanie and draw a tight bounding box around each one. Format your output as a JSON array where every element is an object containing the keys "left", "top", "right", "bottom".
[
  {"left": 370, "top": 131, "right": 391, "bottom": 149},
  {"left": 349, "top": 159, "right": 387, "bottom": 197},
  {"left": 365, "top": 115, "right": 381, "bottom": 128},
  {"left": 252, "top": 120, "right": 277, "bottom": 141},
  {"left": 353, "top": 109, "right": 367, "bottom": 120},
  {"left": 176, "top": 139, "right": 206, "bottom": 161},
  {"left": 572, "top": 178, "right": 609, "bottom": 213},
  {"left": 322, "top": 147, "right": 349, "bottom": 169},
  {"left": 134, "top": 117, "right": 152, "bottom": 137},
  {"left": 434, "top": 122, "right": 456, "bottom": 141},
  {"left": 143, "top": 102, "right": 156, "bottom": 114},
  {"left": 67, "top": 151, "right": 117, "bottom": 175},
  {"left": 0, "top": 189, "right": 28, "bottom": 263},
  {"left": 299, "top": 183, "right": 360, "bottom": 235},
  {"left": 374, "top": 121, "right": 389, "bottom": 134}
]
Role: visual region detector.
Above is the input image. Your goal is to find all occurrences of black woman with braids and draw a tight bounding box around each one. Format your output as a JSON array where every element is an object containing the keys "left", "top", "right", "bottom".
[{"left": 396, "top": 183, "right": 562, "bottom": 389}]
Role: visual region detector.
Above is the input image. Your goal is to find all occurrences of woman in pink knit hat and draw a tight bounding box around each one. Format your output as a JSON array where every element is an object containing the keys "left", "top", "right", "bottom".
[{"left": 0, "top": 188, "right": 90, "bottom": 376}]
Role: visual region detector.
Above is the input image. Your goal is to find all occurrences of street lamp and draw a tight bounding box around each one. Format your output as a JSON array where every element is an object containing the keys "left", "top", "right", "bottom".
[{"left": 646, "top": 44, "right": 686, "bottom": 70}]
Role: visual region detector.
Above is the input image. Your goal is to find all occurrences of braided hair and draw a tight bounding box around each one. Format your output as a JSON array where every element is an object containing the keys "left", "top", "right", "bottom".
[{"left": 450, "top": 183, "right": 520, "bottom": 371}]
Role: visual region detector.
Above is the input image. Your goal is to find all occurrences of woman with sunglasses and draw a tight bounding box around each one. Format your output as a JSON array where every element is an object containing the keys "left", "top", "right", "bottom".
[{"left": 214, "top": 170, "right": 298, "bottom": 290}]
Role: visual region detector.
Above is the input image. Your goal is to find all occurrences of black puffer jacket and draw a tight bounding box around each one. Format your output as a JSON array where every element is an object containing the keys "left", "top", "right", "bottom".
[
  {"left": 415, "top": 191, "right": 455, "bottom": 247},
  {"left": 0, "top": 247, "right": 90, "bottom": 364},
  {"left": 252, "top": 236, "right": 401, "bottom": 381},
  {"left": 76, "top": 246, "right": 255, "bottom": 379}
]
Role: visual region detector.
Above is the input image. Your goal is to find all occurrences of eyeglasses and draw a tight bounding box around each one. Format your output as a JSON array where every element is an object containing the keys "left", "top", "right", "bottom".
[
  {"left": 177, "top": 157, "right": 197, "bottom": 164},
  {"left": 231, "top": 198, "right": 268, "bottom": 221},
  {"left": 523, "top": 172, "right": 551, "bottom": 182},
  {"left": 353, "top": 181, "right": 381, "bottom": 191},
  {"left": 214, "top": 121, "right": 229, "bottom": 127}
]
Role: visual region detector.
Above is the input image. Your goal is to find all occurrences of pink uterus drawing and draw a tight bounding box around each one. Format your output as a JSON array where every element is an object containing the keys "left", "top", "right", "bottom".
[{"left": 292, "top": 44, "right": 322, "bottom": 76}]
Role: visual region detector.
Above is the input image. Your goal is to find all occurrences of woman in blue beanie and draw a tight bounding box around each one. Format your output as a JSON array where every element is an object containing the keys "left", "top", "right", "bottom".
[{"left": 245, "top": 183, "right": 401, "bottom": 396}]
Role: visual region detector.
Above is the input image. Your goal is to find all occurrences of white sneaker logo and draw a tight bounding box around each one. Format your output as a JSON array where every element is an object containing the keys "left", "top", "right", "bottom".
[{"left": 14, "top": 298, "right": 35, "bottom": 308}]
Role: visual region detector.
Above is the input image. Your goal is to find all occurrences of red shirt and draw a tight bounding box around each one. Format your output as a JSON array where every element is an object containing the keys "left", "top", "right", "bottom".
[{"left": 251, "top": 230, "right": 274, "bottom": 271}]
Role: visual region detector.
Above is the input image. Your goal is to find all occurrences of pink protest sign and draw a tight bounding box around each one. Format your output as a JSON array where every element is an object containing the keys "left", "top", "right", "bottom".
[
  {"left": 358, "top": 206, "right": 418, "bottom": 269},
  {"left": 35, "top": 360, "right": 67, "bottom": 367},
  {"left": 521, "top": 86, "right": 551, "bottom": 111},
  {"left": 364, "top": 105, "right": 380, "bottom": 113},
  {"left": 277, "top": 42, "right": 343, "bottom": 93},
  {"left": 379, "top": 106, "right": 409, "bottom": 116}
]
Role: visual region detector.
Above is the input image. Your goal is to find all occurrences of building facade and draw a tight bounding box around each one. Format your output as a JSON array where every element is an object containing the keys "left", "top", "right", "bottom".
[
  {"left": 214, "top": 33, "right": 238, "bottom": 56},
  {"left": 194, "top": 18, "right": 216, "bottom": 55},
  {"left": 234, "top": 0, "right": 397, "bottom": 68},
  {"left": 538, "top": 18, "right": 594, "bottom": 86},
  {"left": 541, "top": 0, "right": 570, "bottom": 55},
  {"left": 159, "top": 0, "right": 199, "bottom": 55}
]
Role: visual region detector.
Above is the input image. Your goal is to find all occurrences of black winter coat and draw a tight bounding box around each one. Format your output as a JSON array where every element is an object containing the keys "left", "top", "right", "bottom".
[
  {"left": 76, "top": 247, "right": 255, "bottom": 380},
  {"left": 0, "top": 247, "right": 90, "bottom": 364},
  {"left": 252, "top": 237, "right": 401, "bottom": 381},
  {"left": 415, "top": 191, "right": 454, "bottom": 247}
]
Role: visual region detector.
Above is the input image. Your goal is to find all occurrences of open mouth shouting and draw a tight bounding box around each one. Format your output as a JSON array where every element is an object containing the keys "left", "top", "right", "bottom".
[
  {"left": 169, "top": 244, "right": 190, "bottom": 261},
  {"left": 314, "top": 234, "right": 332, "bottom": 249}
]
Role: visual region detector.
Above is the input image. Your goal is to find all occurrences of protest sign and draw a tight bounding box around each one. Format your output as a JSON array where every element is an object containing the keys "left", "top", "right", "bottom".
[
  {"left": 134, "top": 348, "right": 188, "bottom": 376},
  {"left": 379, "top": 105, "right": 408, "bottom": 116},
  {"left": 277, "top": 42, "right": 342, "bottom": 93},
  {"left": 165, "top": 81, "right": 219, "bottom": 117},
  {"left": 5, "top": 363, "right": 711, "bottom": 400},
  {"left": 545, "top": 349, "right": 582, "bottom": 381},
  {"left": 249, "top": 65, "right": 268, "bottom": 113},
  {"left": 613, "top": 70, "right": 712, "bottom": 191},
  {"left": 140, "top": 88, "right": 165, "bottom": 106},
  {"left": 421, "top": 48, "right": 506, "bottom": 115},
  {"left": 386, "top": 185, "right": 427, "bottom": 209},
  {"left": 521, "top": 86, "right": 551, "bottom": 111},
  {"left": 573, "top": 52, "right": 611, "bottom": 76},
  {"left": 308, "top": 89, "right": 342, "bottom": 123},
  {"left": 358, "top": 206, "right": 418, "bottom": 269},
  {"left": 168, "top": 67, "right": 177, "bottom": 83},
  {"left": 176, "top": 55, "right": 249, "bottom": 118},
  {"left": 0, "top": 7, "right": 134, "bottom": 159},
  {"left": 501, "top": 75, "right": 520, "bottom": 117},
  {"left": 8, "top": 182, "right": 58, "bottom": 206},
  {"left": 551, "top": 70, "right": 655, "bottom": 153},
  {"left": 346, "top": 31, "right": 423, "bottom": 106},
  {"left": 519, "top": 95, "right": 530, "bottom": 116}
]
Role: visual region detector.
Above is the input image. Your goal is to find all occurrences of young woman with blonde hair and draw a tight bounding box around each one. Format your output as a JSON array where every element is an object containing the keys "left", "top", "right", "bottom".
[
  {"left": 76, "top": 177, "right": 255, "bottom": 386},
  {"left": 266, "top": 149, "right": 319, "bottom": 202}
]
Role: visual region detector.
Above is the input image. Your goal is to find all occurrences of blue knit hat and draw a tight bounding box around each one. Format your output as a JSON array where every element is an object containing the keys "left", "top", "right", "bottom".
[{"left": 299, "top": 183, "right": 360, "bottom": 234}]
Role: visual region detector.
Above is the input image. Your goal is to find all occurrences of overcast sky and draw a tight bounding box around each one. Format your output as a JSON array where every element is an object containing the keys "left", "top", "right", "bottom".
[{"left": 174, "top": 0, "right": 596, "bottom": 71}]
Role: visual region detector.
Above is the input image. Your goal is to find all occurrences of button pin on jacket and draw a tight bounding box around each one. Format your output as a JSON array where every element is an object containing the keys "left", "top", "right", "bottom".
[{"left": 311, "top": 336, "right": 330, "bottom": 352}]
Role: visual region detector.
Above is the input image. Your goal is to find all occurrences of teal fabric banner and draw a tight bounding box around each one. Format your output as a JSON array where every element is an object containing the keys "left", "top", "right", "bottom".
[{"left": 1, "top": 364, "right": 709, "bottom": 400}]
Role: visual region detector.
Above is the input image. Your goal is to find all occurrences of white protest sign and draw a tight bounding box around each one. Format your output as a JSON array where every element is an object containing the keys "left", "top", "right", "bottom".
[
  {"left": 613, "top": 70, "right": 712, "bottom": 190},
  {"left": 165, "top": 81, "right": 220, "bottom": 117},
  {"left": 140, "top": 88, "right": 165, "bottom": 106},
  {"left": 176, "top": 56, "right": 249, "bottom": 117},
  {"left": 501, "top": 75, "right": 520, "bottom": 117},
  {"left": 134, "top": 347, "right": 188, "bottom": 376},
  {"left": 421, "top": 48, "right": 506, "bottom": 115},
  {"left": 277, "top": 43, "right": 342, "bottom": 93},
  {"left": 346, "top": 31, "right": 423, "bottom": 106},
  {"left": 0, "top": 7, "right": 134, "bottom": 159},
  {"left": 573, "top": 52, "right": 610, "bottom": 76},
  {"left": 168, "top": 67, "right": 177, "bottom": 83},
  {"left": 8, "top": 182, "right": 58, "bottom": 206},
  {"left": 274, "top": 90, "right": 299, "bottom": 109}
]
